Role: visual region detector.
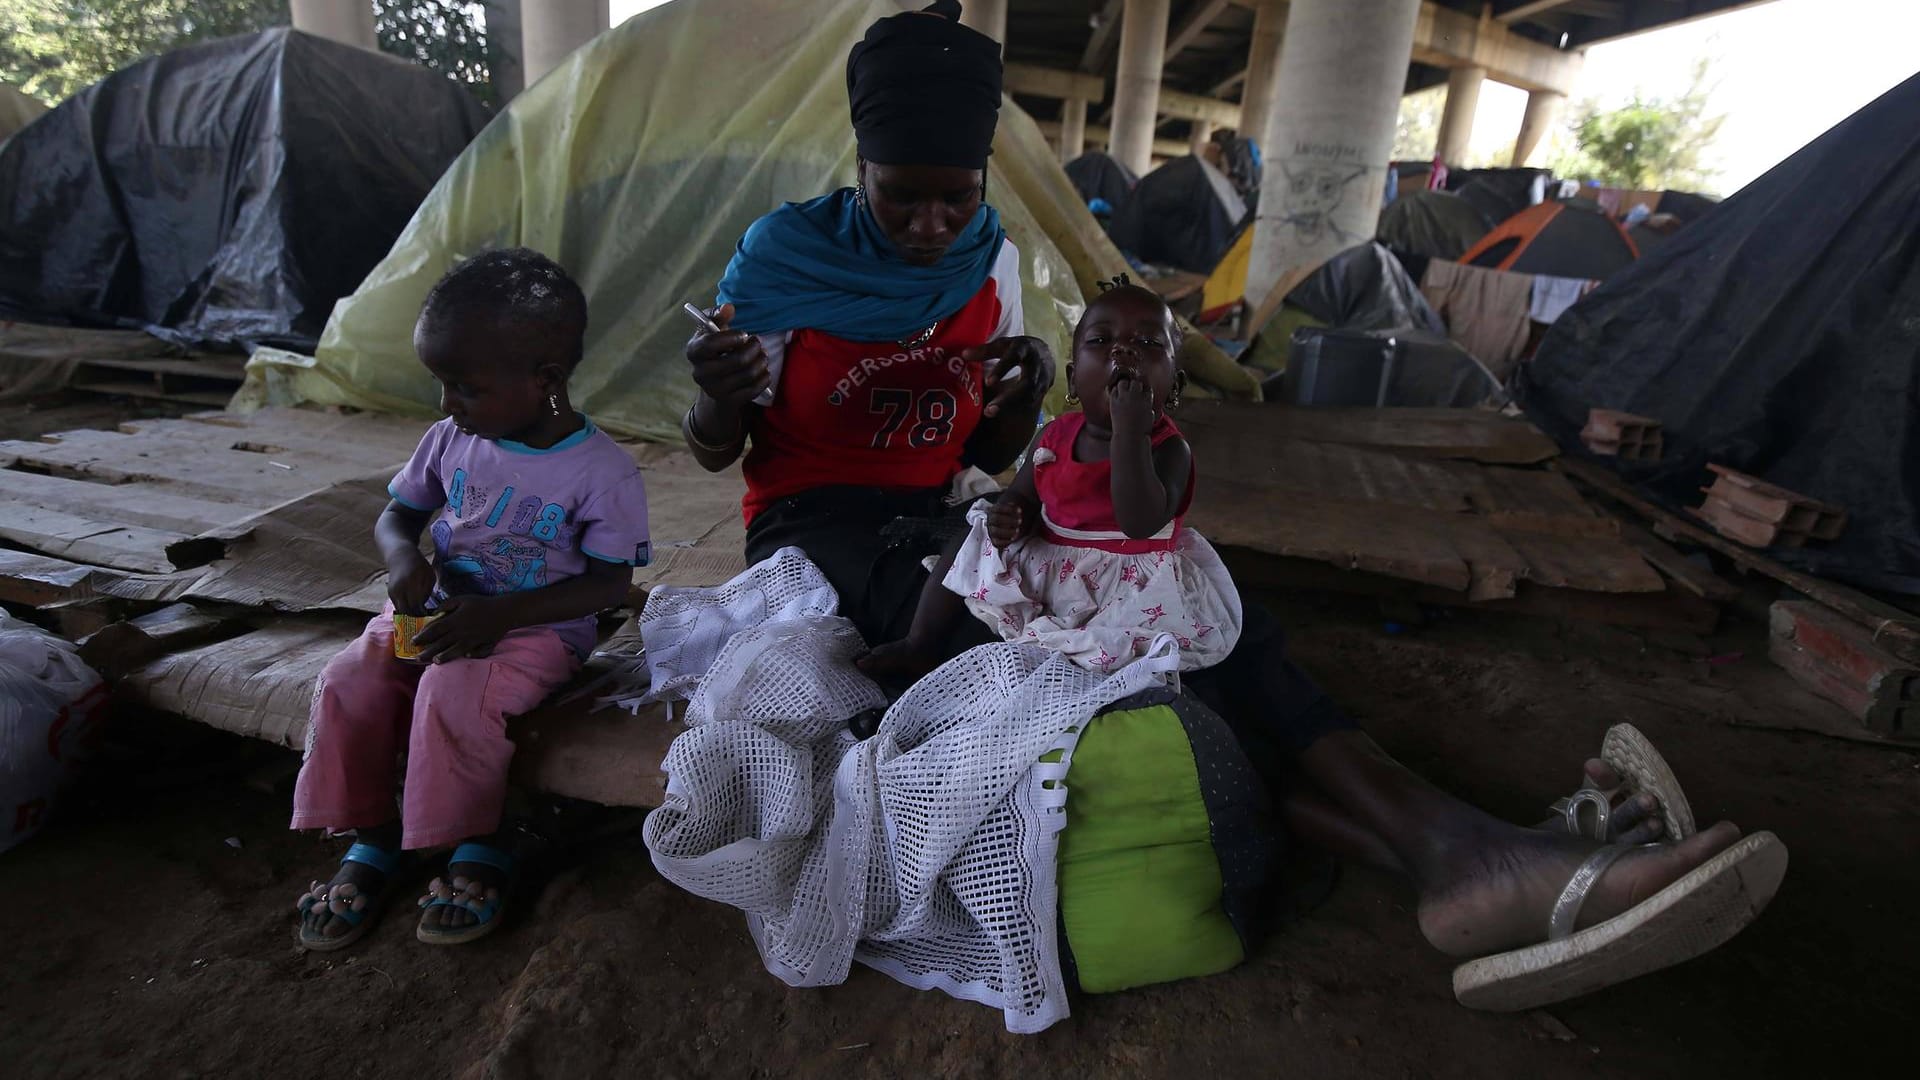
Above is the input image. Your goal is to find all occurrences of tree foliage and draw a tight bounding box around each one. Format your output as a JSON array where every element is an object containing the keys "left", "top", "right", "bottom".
[
  {"left": 0, "top": 0, "right": 288, "bottom": 103},
  {"left": 0, "top": 0, "right": 491, "bottom": 106},
  {"left": 376, "top": 1, "right": 493, "bottom": 105},
  {"left": 1554, "top": 57, "right": 1725, "bottom": 192}
]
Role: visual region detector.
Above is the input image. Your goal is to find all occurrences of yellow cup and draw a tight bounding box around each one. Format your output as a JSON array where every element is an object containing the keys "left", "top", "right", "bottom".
[{"left": 392, "top": 611, "right": 443, "bottom": 662}]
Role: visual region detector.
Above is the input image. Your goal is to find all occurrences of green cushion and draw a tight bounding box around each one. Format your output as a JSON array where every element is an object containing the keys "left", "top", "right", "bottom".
[{"left": 1055, "top": 705, "right": 1246, "bottom": 993}]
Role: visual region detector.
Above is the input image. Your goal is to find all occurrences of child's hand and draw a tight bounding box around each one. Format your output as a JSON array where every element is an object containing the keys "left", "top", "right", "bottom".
[
  {"left": 387, "top": 551, "right": 437, "bottom": 616},
  {"left": 413, "top": 595, "right": 516, "bottom": 663},
  {"left": 1107, "top": 369, "right": 1154, "bottom": 435},
  {"left": 987, "top": 494, "right": 1038, "bottom": 548}
]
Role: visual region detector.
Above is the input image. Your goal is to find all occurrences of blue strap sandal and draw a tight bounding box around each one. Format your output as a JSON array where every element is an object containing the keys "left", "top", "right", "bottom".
[
  {"left": 295, "top": 841, "right": 406, "bottom": 952},
  {"left": 415, "top": 842, "right": 517, "bottom": 946}
]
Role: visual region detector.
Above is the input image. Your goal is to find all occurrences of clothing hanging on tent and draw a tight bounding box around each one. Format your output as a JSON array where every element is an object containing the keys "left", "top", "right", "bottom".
[
  {"left": 1420, "top": 260, "right": 1533, "bottom": 382},
  {"left": 1528, "top": 276, "right": 1591, "bottom": 325}
]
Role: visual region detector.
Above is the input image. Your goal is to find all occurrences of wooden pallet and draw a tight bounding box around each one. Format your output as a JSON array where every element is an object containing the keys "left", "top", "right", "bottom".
[
  {"left": 69, "top": 355, "right": 249, "bottom": 408},
  {"left": 0, "top": 407, "right": 424, "bottom": 571}
]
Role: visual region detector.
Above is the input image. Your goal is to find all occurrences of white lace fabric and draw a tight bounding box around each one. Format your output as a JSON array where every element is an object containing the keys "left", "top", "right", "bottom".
[{"left": 638, "top": 550, "right": 1178, "bottom": 1032}]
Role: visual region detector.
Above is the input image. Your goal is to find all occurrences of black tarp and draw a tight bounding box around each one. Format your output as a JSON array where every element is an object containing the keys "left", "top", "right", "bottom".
[
  {"left": 1655, "top": 190, "right": 1719, "bottom": 224},
  {"left": 1449, "top": 167, "right": 1548, "bottom": 225},
  {"left": 1109, "top": 155, "right": 1245, "bottom": 274},
  {"left": 1064, "top": 151, "right": 1136, "bottom": 214},
  {"left": 1521, "top": 71, "right": 1920, "bottom": 593},
  {"left": 0, "top": 29, "right": 490, "bottom": 352},
  {"left": 1377, "top": 189, "right": 1491, "bottom": 260}
]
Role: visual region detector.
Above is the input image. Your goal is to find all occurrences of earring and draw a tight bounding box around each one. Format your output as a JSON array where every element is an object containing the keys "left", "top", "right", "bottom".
[
  {"left": 1165, "top": 387, "right": 1181, "bottom": 410},
  {"left": 854, "top": 184, "right": 867, "bottom": 207},
  {"left": 1064, "top": 389, "right": 1080, "bottom": 407},
  {"left": 548, "top": 393, "right": 561, "bottom": 417}
]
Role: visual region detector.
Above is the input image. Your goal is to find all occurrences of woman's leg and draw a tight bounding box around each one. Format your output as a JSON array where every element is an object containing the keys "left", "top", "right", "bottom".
[
  {"left": 1197, "top": 603, "right": 1740, "bottom": 958},
  {"left": 1295, "top": 730, "right": 1741, "bottom": 957},
  {"left": 403, "top": 627, "right": 579, "bottom": 932}
]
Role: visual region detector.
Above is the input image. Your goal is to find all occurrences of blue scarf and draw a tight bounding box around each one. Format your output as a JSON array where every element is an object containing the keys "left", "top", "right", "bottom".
[{"left": 717, "top": 188, "right": 1006, "bottom": 342}]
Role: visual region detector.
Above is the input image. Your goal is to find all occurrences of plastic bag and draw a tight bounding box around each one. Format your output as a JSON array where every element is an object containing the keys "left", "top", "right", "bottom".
[{"left": 1, "top": 609, "right": 106, "bottom": 853}]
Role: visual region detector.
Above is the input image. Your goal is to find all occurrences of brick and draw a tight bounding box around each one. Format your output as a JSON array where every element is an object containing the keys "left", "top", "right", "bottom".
[
  {"left": 1696, "top": 495, "right": 1789, "bottom": 548},
  {"left": 1581, "top": 409, "right": 1664, "bottom": 461},
  {"left": 1702, "top": 464, "right": 1846, "bottom": 540},
  {"left": 1769, "top": 600, "right": 1920, "bottom": 736}
]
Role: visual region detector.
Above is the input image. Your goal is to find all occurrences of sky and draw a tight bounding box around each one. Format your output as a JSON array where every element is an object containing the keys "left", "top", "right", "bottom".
[
  {"left": 1449, "top": 0, "right": 1920, "bottom": 194},
  {"left": 611, "top": 0, "right": 1920, "bottom": 197}
]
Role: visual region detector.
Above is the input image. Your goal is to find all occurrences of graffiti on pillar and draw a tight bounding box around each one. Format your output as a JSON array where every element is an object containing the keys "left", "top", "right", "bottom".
[{"left": 1278, "top": 161, "right": 1369, "bottom": 246}]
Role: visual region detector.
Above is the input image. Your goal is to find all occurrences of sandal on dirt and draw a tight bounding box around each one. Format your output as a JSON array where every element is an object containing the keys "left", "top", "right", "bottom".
[
  {"left": 295, "top": 842, "right": 407, "bottom": 952},
  {"left": 1549, "top": 722, "right": 1697, "bottom": 842},
  {"left": 1452, "top": 830, "right": 1788, "bottom": 1011},
  {"left": 416, "top": 842, "right": 517, "bottom": 946}
]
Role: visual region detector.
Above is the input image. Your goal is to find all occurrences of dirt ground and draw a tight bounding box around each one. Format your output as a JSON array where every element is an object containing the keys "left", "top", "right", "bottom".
[{"left": 3, "top": 582, "right": 1915, "bottom": 1079}]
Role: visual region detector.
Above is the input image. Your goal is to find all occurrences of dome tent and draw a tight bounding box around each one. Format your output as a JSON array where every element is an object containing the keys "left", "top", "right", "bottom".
[{"left": 0, "top": 29, "right": 490, "bottom": 351}]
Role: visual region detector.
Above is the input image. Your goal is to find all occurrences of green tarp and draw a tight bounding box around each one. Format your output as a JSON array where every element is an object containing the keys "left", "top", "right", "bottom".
[{"left": 241, "top": 0, "right": 1257, "bottom": 439}]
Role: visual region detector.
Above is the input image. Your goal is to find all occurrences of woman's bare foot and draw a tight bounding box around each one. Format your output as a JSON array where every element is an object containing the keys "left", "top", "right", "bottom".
[
  {"left": 1416, "top": 820, "right": 1743, "bottom": 959},
  {"left": 1547, "top": 759, "right": 1666, "bottom": 844}
]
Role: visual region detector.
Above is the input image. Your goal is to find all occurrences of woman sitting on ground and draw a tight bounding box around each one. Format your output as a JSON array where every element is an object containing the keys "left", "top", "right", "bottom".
[{"left": 678, "top": 0, "right": 1780, "bottom": 1007}]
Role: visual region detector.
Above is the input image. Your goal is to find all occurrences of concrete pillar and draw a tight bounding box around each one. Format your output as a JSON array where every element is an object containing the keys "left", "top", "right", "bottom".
[
  {"left": 1059, "top": 97, "right": 1088, "bottom": 163},
  {"left": 960, "top": 0, "right": 1008, "bottom": 44},
  {"left": 521, "top": 0, "right": 610, "bottom": 87},
  {"left": 488, "top": 0, "right": 526, "bottom": 102},
  {"left": 1434, "top": 64, "right": 1485, "bottom": 166},
  {"left": 1189, "top": 120, "right": 1213, "bottom": 157},
  {"left": 1244, "top": 0, "right": 1420, "bottom": 308},
  {"left": 1109, "top": 0, "right": 1172, "bottom": 176},
  {"left": 1512, "top": 88, "right": 1565, "bottom": 167},
  {"left": 290, "top": 0, "right": 375, "bottom": 50},
  {"left": 1237, "top": 0, "right": 1288, "bottom": 160}
]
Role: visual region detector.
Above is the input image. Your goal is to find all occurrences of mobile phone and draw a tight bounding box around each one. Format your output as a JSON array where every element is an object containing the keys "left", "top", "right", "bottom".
[{"left": 681, "top": 301, "right": 722, "bottom": 333}]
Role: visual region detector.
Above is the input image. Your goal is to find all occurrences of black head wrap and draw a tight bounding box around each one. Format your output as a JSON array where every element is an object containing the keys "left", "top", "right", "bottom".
[{"left": 846, "top": 0, "right": 1003, "bottom": 169}]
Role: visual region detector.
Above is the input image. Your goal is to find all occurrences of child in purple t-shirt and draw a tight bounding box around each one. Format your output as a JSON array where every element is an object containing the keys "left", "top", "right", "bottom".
[{"left": 291, "top": 249, "right": 649, "bottom": 950}]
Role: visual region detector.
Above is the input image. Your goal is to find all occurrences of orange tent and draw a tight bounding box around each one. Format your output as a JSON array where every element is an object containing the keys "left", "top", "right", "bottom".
[{"left": 1457, "top": 201, "right": 1640, "bottom": 279}]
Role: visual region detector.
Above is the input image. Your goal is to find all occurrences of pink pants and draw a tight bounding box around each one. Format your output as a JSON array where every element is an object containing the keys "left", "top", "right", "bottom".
[{"left": 290, "top": 609, "right": 580, "bottom": 850}]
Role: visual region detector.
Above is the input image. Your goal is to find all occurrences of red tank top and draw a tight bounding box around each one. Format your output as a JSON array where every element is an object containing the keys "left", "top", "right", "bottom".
[
  {"left": 740, "top": 277, "right": 1007, "bottom": 523},
  {"left": 1033, "top": 411, "right": 1193, "bottom": 554}
]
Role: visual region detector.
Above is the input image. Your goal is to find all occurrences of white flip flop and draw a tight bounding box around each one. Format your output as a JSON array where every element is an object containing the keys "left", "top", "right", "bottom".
[
  {"left": 1452, "top": 830, "right": 1788, "bottom": 1011},
  {"left": 1551, "top": 722, "right": 1698, "bottom": 842}
]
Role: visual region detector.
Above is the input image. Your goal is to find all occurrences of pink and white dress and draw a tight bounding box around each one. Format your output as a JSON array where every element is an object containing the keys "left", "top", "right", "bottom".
[{"left": 943, "top": 412, "right": 1243, "bottom": 673}]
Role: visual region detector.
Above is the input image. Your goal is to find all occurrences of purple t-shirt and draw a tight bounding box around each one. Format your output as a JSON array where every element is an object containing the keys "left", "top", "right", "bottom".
[{"left": 389, "top": 416, "right": 650, "bottom": 657}]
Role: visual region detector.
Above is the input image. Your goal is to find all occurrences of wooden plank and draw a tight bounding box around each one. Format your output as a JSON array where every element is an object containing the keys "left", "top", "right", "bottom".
[
  {"left": 1223, "top": 549, "right": 1719, "bottom": 634},
  {"left": 1191, "top": 478, "right": 1474, "bottom": 591},
  {"left": 122, "top": 619, "right": 362, "bottom": 748},
  {"left": 75, "top": 356, "right": 246, "bottom": 380},
  {"left": 1562, "top": 457, "right": 1920, "bottom": 661},
  {"left": 70, "top": 380, "right": 234, "bottom": 408},
  {"left": 0, "top": 549, "right": 192, "bottom": 608},
  {"left": 119, "top": 408, "right": 425, "bottom": 466},
  {"left": 1615, "top": 519, "right": 1740, "bottom": 604},
  {"left": 79, "top": 602, "right": 241, "bottom": 678},
  {"left": 1176, "top": 401, "right": 1560, "bottom": 465},
  {"left": 0, "top": 429, "right": 369, "bottom": 502},
  {"left": 511, "top": 696, "right": 678, "bottom": 809},
  {"left": 0, "top": 468, "right": 248, "bottom": 534},
  {"left": 0, "top": 501, "right": 189, "bottom": 572}
]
